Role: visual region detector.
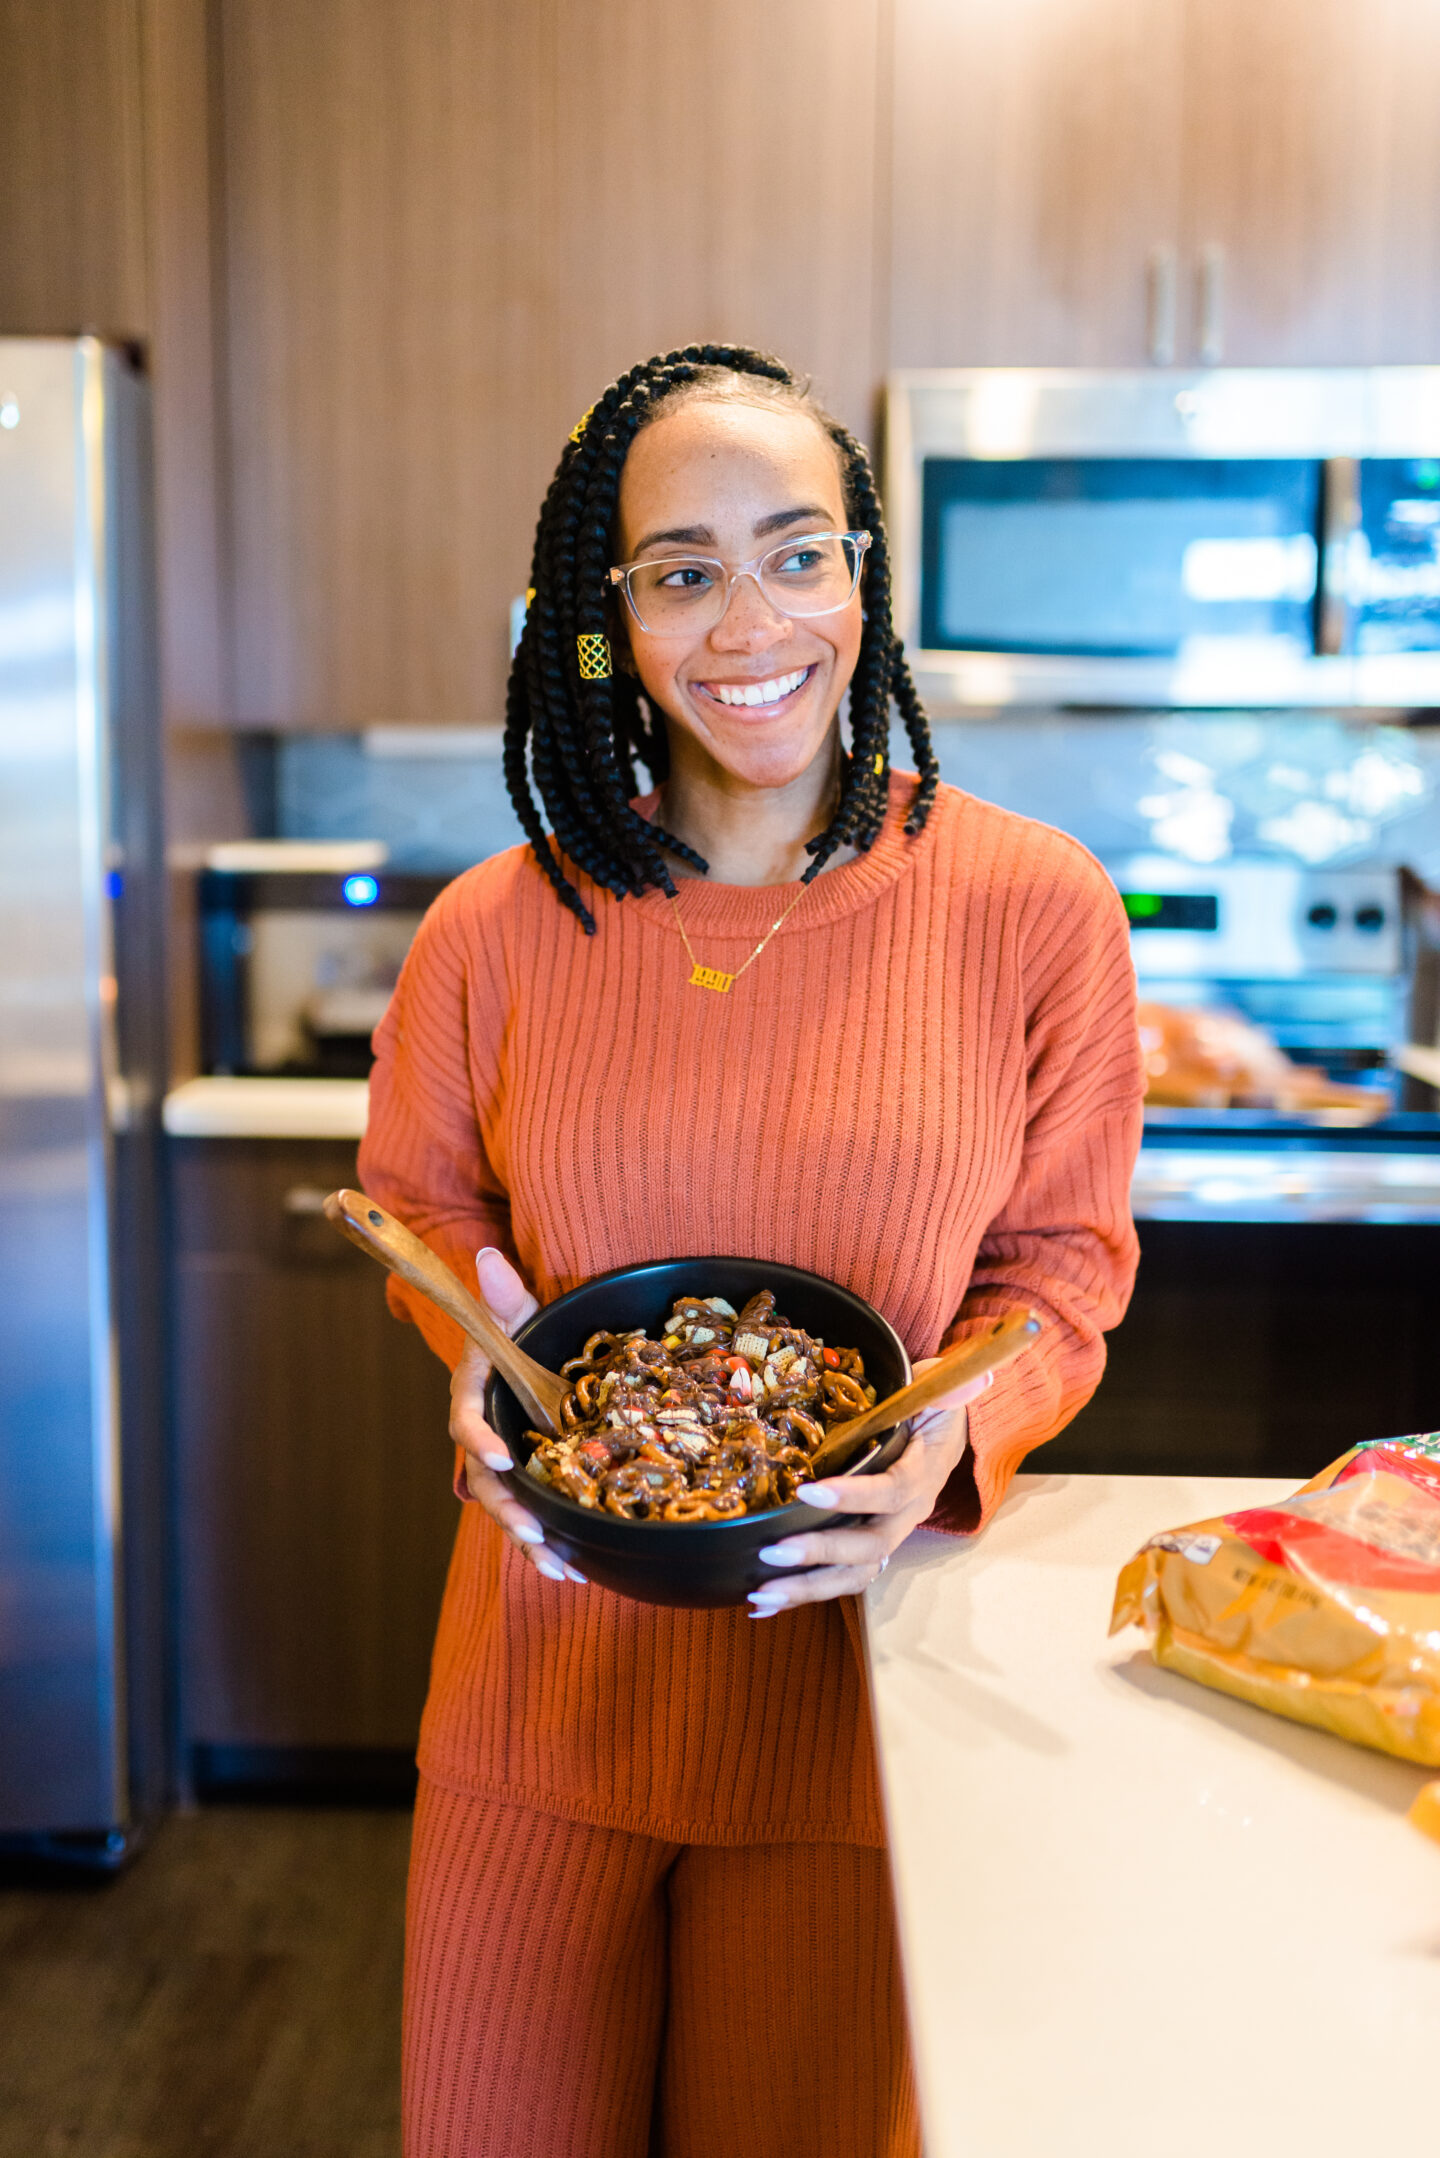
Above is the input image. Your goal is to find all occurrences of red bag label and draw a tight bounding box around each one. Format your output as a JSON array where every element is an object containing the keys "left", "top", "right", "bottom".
[{"left": 1224, "top": 1461, "right": 1440, "bottom": 1595}]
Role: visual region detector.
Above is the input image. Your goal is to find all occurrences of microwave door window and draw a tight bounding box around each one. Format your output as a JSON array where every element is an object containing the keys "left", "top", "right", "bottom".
[
  {"left": 920, "top": 458, "right": 1321, "bottom": 659},
  {"left": 1351, "top": 459, "right": 1440, "bottom": 654}
]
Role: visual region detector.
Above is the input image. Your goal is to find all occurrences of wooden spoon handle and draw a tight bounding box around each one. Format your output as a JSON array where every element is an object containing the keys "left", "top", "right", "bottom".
[
  {"left": 323, "top": 1189, "right": 565, "bottom": 1435},
  {"left": 810, "top": 1308, "right": 1042, "bottom": 1477}
]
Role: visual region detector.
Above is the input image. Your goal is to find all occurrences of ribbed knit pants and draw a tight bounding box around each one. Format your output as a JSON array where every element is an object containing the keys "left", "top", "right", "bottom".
[{"left": 403, "top": 1775, "right": 921, "bottom": 2158}]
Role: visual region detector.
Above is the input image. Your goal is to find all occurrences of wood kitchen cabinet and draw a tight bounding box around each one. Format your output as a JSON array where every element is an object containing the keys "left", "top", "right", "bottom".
[
  {"left": 1181, "top": 0, "right": 1440, "bottom": 365},
  {"left": 171, "top": 1138, "right": 459, "bottom": 1791},
  {"left": 213, "top": 0, "right": 884, "bottom": 730},
  {"left": 1047, "top": 1220, "right": 1440, "bottom": 1480},
  {"left": 891, "top": 0, "right": 1440, "bottom": 369},
  {"left": 0, "top": 0, "right": 149, "bottom": 339},
  {"left": 889, "top": 0, "right": 1187, "bottom": 368},
  {"left": 13, "top": 0, "right": 1440, "bottom": 758}
]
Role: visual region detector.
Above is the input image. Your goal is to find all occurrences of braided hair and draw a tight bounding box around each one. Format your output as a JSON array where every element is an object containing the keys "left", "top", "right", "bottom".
[{"left": 504, "top": 342, "right": 940, "bottom": 932}]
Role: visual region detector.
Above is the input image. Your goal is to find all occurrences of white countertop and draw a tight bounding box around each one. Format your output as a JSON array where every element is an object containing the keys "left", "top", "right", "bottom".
[
  {"left": 163, "top": 1077, "right": 368, "bottom": 1138},
  {"left": 864, "top": 1474, "right": 1438, "bottom": 2157},
  {"left": 161, "top": 1086, "right": 1440, "bottom": 1224},
  {"left": 1132, "top": 1144, "right": 1440, "bottom": 1222}
]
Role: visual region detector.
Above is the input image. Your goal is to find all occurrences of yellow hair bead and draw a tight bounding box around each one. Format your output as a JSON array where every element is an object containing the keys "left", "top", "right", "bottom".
[
  {"left": 873, "top": 752, "right": 885, "bottom": 774},
  {"left": 569, "top": 403, "right": 596, "bottom": 444},
  {"left": 576, "top": 632, "right": 612, "bottom": 681}
]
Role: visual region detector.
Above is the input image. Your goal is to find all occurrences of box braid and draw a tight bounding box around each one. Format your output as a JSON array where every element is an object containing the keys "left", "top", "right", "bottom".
[{"left": 504, "top": 342, "right": 940, "bottom": 932}]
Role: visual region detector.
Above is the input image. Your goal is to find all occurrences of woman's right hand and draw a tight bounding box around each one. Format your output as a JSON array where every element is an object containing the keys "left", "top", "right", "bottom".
[{"left": 448, "top": 1247, "right": 586, "bottom": 1587}]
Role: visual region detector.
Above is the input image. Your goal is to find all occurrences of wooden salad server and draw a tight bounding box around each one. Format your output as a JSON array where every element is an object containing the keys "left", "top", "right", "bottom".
[
  {"left": 808, "top": 1308, "right": 1042, "bottom": 1479},
  {"left": 324, "top": 1188, "right": 567, "bottom": 1437}
]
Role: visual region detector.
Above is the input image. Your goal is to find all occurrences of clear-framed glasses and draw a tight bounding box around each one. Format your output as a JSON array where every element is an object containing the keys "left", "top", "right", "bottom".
[{"left": 608, "top": 530, "right": 871, "bottom": 637}]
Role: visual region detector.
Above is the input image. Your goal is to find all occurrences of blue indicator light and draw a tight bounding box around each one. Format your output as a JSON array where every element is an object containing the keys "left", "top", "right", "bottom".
[
  {"left": 105, "top": 869, "right": 124, "bottom": 900},
  {"left": 342, "top": 873, "right": 379, "bottom": 908}
]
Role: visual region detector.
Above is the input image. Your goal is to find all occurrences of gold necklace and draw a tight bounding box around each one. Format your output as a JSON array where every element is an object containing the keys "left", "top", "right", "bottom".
[{"left": 666, "top": 881, "right": 811, "bottom": 995}]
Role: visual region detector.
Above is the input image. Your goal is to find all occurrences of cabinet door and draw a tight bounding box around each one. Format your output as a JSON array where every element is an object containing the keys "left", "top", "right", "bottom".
[
  {"left": 889, "top": 0, "right": 1186, "bottom": 367},
  {"left": 0, "top": 0, "right": 149, "bottom": 337},
  {"left": 1182, "top": 0, "right": 1440, "bottom": 364},
  {"left": 173, "top": 1140, "right": 459, "bottom": 1754},
  {"left": 216, "top": 0, "right": 883, "bottom": 730}
]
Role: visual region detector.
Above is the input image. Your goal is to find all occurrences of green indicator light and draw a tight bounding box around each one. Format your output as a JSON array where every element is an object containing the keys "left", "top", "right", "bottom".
[
  {"left": 1416, "top": 460, "right": 1440, "bottom": 490},
  {"left": 1123, "top": 892, "right": 1163, "bottom": 919}
]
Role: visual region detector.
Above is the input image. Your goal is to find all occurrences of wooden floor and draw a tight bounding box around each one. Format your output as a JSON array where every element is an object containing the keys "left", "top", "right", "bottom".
[{"left": 0, "top": 1805, "right": 411, "bottom": 2158}]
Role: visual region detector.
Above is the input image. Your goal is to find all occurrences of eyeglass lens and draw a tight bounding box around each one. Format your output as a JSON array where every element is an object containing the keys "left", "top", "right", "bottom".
[{"left": 624, "top": 533, "right": 864, "bottom": 634}]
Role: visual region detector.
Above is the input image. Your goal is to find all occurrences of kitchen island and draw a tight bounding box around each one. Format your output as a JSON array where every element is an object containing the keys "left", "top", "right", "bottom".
[{"left": 864, "top": 1473, "right": 1437, "bottom": 2158}]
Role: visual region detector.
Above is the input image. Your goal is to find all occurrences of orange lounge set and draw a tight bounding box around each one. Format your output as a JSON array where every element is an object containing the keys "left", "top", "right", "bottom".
[{"left": 359, "top": 774, "right": 1144, "bottom": 2156}]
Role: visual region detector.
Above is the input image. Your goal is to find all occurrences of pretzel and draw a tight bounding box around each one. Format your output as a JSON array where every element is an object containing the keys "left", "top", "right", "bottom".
[
  {"left": 820, "top": 1370, "right": 870, "bottom": 1418},
  {"left": 661, "top": 1489, "right": 746, "bottom": 1522},
  {"left": 601, "top": 1459, "right": 685, "bottom": 1519},
  {"left": 773, "top": 1408, "right": 825, "bottom": 1455},
  {"left": 553, "top": 1458, "right": 602, "bottom": 1508},
  {"left": 770, "top": 1446, "right": 814, "bottom": 1502}
]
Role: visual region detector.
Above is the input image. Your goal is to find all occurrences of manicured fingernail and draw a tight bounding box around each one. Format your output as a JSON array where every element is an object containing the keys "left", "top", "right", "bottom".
[
  {"left": 482, "top": 1450, "right": 513, "bottom": 1471},
  {"left": 797, "top": 1484, "right": 838, "bottom": 1509},
  {"left": 758, "top": 1543, "right": 806, "bottom": 1567},
  {"left": 748, "top": 1588, "right": 787, "bottom": 1614},
  {"left": 534, "top": 1556, "right": 566, "bottom": 1581},
  {"left": 477, "top": 1246, "right": 500, "bottom": 1260},
  {"left": 512, "top": 1522, "right": 544, "bottom": 1544},
  {"left": 563, "top": 1565, "right": 588, "bottom": 1584}
]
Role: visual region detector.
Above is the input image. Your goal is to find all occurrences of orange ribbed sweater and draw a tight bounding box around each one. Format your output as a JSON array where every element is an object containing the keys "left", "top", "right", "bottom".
[{"left": 359, "top": 774, "right": 1143, "bottom": 1845}]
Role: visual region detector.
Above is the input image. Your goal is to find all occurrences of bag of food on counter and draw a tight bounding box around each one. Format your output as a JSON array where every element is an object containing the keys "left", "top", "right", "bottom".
[{"left": 1110, "top": 1433, "right": 1440, "bottom": 1843}]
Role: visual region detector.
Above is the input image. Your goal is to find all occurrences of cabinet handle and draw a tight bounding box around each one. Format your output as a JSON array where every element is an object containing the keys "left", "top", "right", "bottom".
[
  {"left": 1197, "top": 244, "right": 1226, "bottom": 365},
  {"left": 1318, "top": 456, "right": 1361, "bottom": 655},
  {"left": 282, "top": 1185, "right": 330, "bottom": 1216},
  {"left": 1146, "top": 246, "right": 1177, "bottom": 366}
]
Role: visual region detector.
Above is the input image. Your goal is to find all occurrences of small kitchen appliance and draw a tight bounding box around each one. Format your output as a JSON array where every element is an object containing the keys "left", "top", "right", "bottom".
[
  {"left": 198, "top": 846, "right": 450, "bottom": 1076},
  {"left": 886, "top": 367, "right": 1440, "bottom": 709}
]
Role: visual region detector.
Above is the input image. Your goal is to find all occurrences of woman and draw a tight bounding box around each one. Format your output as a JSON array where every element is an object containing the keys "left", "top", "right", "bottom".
[{"left": 359, "top": 343, "right": 1143, "bottom": 2157}]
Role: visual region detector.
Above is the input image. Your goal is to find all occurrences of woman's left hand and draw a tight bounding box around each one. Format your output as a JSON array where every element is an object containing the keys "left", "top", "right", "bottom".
[{"left": 747, "top": 1359, "right": 995, "bottom": 1616}]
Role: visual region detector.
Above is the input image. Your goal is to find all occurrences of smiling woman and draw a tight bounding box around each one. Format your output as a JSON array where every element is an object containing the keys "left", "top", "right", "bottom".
[
  {"left": 357, "top": 343, "right": 1145, "bottom": 2157},
  {"left": 500, "top": 344, "right": 940, "bottom": 920}
]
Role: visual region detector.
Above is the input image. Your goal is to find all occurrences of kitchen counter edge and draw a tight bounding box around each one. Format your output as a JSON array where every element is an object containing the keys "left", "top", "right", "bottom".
[{"left": 163, "top": 1077, "right": 369, "bottom": 1139}]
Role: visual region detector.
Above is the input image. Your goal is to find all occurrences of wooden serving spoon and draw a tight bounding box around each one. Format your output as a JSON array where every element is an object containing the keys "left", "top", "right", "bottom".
[
  {"left": 807, "top": 1308, "right": 1042, "bottom": 1479},
  {"left": 324, "top": 1188, "right": 567, "bottom": 1437}
]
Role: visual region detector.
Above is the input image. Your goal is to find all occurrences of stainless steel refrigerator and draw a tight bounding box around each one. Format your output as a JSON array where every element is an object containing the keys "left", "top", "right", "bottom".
[{"left": 0, "top": 338, "right": 169, "bottom": 1862}]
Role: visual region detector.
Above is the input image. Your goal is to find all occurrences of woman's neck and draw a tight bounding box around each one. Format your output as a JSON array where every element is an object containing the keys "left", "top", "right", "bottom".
[{"left": 654, "top": 727, "right": 859, "bottom": 887}]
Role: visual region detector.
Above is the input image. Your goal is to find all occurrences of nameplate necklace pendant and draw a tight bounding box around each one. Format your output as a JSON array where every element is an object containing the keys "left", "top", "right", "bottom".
[{"left": 667, "top": 880, "right": 810, "bottom": 998}]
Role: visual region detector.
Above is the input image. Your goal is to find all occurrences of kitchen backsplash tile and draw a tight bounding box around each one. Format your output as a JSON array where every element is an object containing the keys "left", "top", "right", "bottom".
[
  {"left": 278, "top": 731, "right": 527, "bottom": 870},
  {"left": 276, "top": 717, "right": 1440, "bottom": 884}
]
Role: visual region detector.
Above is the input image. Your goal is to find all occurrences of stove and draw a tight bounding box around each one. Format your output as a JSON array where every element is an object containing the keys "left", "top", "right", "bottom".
[{"left": 1107, "top": 854, "right": 1440, "bottom": 1218}]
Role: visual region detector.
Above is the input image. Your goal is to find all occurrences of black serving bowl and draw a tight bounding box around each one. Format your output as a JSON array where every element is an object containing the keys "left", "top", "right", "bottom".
[{"left": 485, "top": 1257, "right": 912, "bottom": 1608}]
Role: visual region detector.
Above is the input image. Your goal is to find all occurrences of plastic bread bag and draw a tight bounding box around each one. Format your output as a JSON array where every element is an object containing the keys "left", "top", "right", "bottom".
[{"left": 1110, "top": 1433, "right": 1440, "bottom": 1846}]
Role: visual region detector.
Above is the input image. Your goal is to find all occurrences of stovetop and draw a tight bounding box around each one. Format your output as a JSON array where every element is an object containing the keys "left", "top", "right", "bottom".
[
  {"left": 1136, "top": 1108, "right": 1440, "bottom": 1220},
  {"left": 1141, "top": 1106, "right": 1440, "bottom": 1151}
]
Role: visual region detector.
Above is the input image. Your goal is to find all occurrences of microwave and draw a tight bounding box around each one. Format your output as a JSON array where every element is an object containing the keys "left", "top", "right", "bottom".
[{"left": 884, "top": 368, "right": 1440, "bottom": 710}]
